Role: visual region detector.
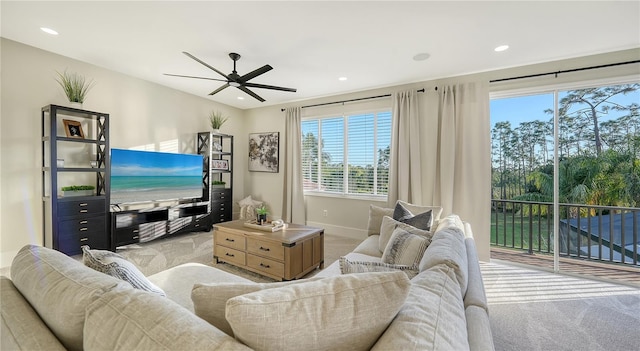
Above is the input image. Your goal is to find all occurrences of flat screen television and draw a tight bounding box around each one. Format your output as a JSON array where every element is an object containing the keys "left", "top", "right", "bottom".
[{"left": 110, "top": 148, "right": 203, "bottom": 205}]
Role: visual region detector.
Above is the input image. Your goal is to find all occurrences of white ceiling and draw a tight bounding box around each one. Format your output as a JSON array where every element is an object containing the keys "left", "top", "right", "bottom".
[{"left": 2, "top": 1, "right": 639, "bottom": 110}]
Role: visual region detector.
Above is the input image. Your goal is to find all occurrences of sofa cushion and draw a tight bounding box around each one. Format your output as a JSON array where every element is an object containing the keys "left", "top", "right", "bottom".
[
  {"left": 226, "top": 272, "right": 410, "bottom": 351},
  {"left": 192, "top": 278, "right": 322, "bottom": 336},
  {"left": 83, "top": 287, "right": 251, "bottom": 350},
  {"left": 1, "top": 277, "right": 66, "bottom": 351},
  {"left": 396, "top": 200, "right": 443, "bottom": 220},
  {"left": 352, "top": 235, "right": 383, "bottom": 256},
  {"left": 371, "top": 264, "right": 469, "bottom": 351},
  {"left": 10, "top": 245, "right": 132, "bottom": 351},
  {"left": 82, "top": 246, "right": 166, "bottom": 297},
  {"left": 367, "top": 204, "right": 394, "bottom": 236},
  {"left": 464, "top": 235, "right": 489, "bottom": 311},
  {"left": 465, "top": 305, "right": 495, "bottom": 351},
  {"left": 393, "top": 202, "right": 433, "bottom": 230},
  {"left": 382, "top": 228, "right": 430, "bottom": 267},
  {"left": 149, "top": 262, "right": 252, "bottom": 312},
  {"left": 339, "top": 256, "right": 418, "bottom": 279},
  {"left": 379, "top": 216, "right": 433, "bottom": 252},
  {"left": 419, "top": 225, "right": 469, "bottom": 295}
]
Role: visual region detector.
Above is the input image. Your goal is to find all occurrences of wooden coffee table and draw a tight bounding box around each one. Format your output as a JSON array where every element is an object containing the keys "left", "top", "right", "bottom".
[{"left": 213, "top": 220, "right": 324, "bottom": 281}]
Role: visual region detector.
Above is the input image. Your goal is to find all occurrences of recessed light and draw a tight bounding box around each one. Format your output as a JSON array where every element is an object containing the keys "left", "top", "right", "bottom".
[
  {"left": 338, "top": 77, "right": 347, "bottom": 81},
  {"left": 494, "top": 45, "right": 509, "bottom": 52},
  {"left": 40, "top": 27, "right": 58, "bottom": 35},
  {"left": 413, "top": 53, "right": 430, "bottom": 61},
  {"left": 237, "top": 96, "right": 245, "bottom": 100}
]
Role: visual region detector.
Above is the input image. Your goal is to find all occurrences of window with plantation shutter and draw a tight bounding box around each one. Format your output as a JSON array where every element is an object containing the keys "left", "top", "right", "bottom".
[{"left": 301, "top": 109, "right": 391, "bottom": 198}]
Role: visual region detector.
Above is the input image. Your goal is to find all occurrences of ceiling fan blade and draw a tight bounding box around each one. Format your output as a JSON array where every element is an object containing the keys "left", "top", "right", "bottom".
[
  {"left": 182, "top": 52, "right": 229, "bottom": 79},
  {"left": 163, "top": 73, "right": 228, "bottom": 82},
  {"left": 243, "top": 82, "right": 297, "bottom": 92},
  {"left": 238, "top": 86, "right": 265, "bottom": 102},
  {"left": 209, "top": 83, "right": 230, "bottom": 96},
  {"left": 239, "top": 65, "right": 272, "bottom": 82}
]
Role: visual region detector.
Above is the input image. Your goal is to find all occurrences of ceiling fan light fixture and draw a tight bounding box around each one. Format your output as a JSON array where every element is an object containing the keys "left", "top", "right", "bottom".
[{"left": 229, "top": 82, "right": 241, "bottom": 87}]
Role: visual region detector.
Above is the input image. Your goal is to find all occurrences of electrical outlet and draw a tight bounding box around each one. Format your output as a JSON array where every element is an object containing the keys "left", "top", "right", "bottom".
[{"left": 323, "top": 210, "right": 328, "bottom": 217}]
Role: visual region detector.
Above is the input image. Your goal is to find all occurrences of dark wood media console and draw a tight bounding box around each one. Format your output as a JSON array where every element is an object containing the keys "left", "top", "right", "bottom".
[{"left": 110, "top": 202, "right": 210, "bottom": 250}]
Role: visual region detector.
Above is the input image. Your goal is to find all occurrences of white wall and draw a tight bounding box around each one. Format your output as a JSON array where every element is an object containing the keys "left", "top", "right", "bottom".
[{"left": 0, "top": 38, "right": 245, "bottom": 267}]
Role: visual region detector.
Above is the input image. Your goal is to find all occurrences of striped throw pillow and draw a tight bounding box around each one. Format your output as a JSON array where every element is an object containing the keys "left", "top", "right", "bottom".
[{"left": 381, "top": 228, "right": 431, "bottom": 267}]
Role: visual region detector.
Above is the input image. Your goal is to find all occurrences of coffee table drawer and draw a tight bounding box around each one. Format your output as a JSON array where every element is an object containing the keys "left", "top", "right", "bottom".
[
  {"left": 248, "top": 254, "right": 284, "bottom": 278},
  {"left": 215, "top": 231, "right": 246, "bottom": 251},
  {"left": 247, "top": 238, "right": 284, "bottom": 261},
  {"left": 215, "top": 246, "right": 246, "bottom": 266}
]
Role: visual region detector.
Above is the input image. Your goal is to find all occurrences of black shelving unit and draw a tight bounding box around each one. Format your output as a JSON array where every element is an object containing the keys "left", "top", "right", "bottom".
[
  {"left": 41, "top": 104, "right": 110, "bottom": 255},
  {"left": 197, "top": 132, "right": 233, "bottom": 226}
]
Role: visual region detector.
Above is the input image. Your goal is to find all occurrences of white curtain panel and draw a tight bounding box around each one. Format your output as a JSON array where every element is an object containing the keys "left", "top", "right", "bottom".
[
  {"left": 388, "top": 89, "right": 423, "bottom": 206},
  {"left": 433, "top": 82, "right": 491, "bottom": 258},
  {"left": 282, "top": 107, "right": 306, "bottom": 224}
]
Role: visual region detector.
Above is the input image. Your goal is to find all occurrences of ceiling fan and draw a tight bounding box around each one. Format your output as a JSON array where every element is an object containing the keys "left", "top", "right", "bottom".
[{"left": 164, "top": 52, "right": 297, "bottom": 102}]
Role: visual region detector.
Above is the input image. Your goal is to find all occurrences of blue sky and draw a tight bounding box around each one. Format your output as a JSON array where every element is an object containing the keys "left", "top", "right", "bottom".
[{"left": 111, "top": 149, "right": 202, "bottom": 177}]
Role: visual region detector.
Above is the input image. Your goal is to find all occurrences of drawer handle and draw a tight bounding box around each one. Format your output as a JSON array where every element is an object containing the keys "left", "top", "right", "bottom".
[
  {"left": 259, "top": 246, "right": 270, "bottom": 252},
  {"left": 132, "top": 236, "right": 139, "bottom": 239},
  {"left": 225, "top": 253, "right": 235, "bottom": 257},
  {"left": 133, "top": 229, "right": 139, "bottom": 233},
  {"left": 79, "top": 209, "right": 88, "bottom": 213},
  {"left": 79, "top": 220, "right": 88, "bottom": 224},
  {"left": 225, "top": 238, "right": 235, "bottom": 242},
  {"left": 79, "top": 203, "right": 88, "bottom": 207},
  {"left": 260, "top": 263, "right": 271, "bottom": 268},
  {"left": 80, "top": 228, "right": 88, "bottom": 231},
  {"left": 80, "top": 238, "right": 88, "bottom": 242}
]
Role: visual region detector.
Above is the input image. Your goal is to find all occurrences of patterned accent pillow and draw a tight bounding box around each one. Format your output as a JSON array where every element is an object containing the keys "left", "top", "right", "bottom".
[
  {"left": 379, "top": 216, "right": 433, "bottom": 252},
  {"left": 339, "top": 257, "right": 419, "bottom": 279},
  {"left": 393, "top": 202, "right": 433, "bottom": 230},
  {"left": 82, "top": 246, "right": 166, "bottom": 297},
  {"left": 382, "top": 228, "right": 431, "bottom": 267}
]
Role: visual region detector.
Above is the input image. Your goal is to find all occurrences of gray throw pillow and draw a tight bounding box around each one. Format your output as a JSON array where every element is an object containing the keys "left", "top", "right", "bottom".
[
  {"left": 339, "top": 257, "right": 419, "bottom": 279},
  {"left": 382, "top": 228, "right": 431, "bottom": 267},
  {"left": 82, "top": 246, "right": 166, "bottom": 297},
  {"left": 393, "top": 202, "right": 433, "bottom": 230}
]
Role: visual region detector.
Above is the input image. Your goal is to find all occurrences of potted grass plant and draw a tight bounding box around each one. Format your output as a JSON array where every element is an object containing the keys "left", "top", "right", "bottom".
[
  {"left": 212, "top": 180, "right": 226, "bottom": 189},
  {"left": 256, "top": 205, "right": 268, "bottom": 224},
  {"left": 61, "top": 185, "right": 95, "bottom": 197},
  {"left": 209, "top": 111, "right": 229, "bottom": 133},
  {"left": 55, "top": 70, "right": 95, "bottom": 107}
]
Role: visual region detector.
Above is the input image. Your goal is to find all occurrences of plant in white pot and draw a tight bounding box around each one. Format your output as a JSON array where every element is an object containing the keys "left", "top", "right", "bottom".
[
  {"left": 55, "top": 70, "right": 95, "bottom": 107},
  {"left": 212, "top": 180, "right": 226, "bottom": 189},
  {"left": 209, "top": 111, "right": 229, "bottom": 133}
]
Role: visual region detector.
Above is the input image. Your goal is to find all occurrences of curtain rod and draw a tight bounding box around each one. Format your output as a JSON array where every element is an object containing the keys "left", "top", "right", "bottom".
[
  {"left": 281, "top": 88, "right": 426, "bottom": 111},
  {"left": 489, "top": 60, "right": 640, "bottom": 83}
]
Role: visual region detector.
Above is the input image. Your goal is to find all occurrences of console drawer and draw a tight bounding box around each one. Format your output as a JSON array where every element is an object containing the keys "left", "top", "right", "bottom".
[
  {"left": 215, "top": 231, "right": 245, "bottom": 250},
  {"left": 58, "top": 199, "right": 105, "bottom": 218},
  {"left": 247, "top": 254, "right": 284, "bottom": 278},
  {"left": 58, "top": 216, "right": 106, "bottom": 238},
  {"left": 247, "top": 238, "right": 284, "bottom": 261},
  {"left": 215, "top": 246, "right": 246, "bottom": 266}
]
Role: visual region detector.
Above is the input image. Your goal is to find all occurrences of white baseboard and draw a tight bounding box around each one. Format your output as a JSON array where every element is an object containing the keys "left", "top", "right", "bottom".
[{"left": 306, "top": 221, "right": 367, "bottom": 241}]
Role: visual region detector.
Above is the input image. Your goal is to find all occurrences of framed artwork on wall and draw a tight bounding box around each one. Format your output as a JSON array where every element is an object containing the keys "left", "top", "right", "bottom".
[
  {"left": 211, "top": 159, "right": 229, "bottom": 171},
  {"left": 249, "top": 132, "right": 279, "bottom": 173},
  {"left": 62, "top": 119, "right": 84, "bottom": 138}
]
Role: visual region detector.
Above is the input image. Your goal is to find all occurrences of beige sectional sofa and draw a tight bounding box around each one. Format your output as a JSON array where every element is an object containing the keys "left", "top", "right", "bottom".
[{"left": 1, "top": 213, "right": 493, "bottom": 350}]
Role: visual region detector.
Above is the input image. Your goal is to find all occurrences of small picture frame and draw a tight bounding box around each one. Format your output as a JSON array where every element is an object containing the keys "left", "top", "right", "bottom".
[
  {"left": 63, "top": 119, "right": 84, "bottom": 139},
  {"left": 211, "top": 159, "right": 229, "bottom": 171}
]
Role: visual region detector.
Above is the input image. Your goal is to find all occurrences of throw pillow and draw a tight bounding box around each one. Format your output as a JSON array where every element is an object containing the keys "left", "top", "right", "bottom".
[
  {"left": 192, "top": 278, "right": 321, "bottom": 337},
  {"left": 82, "top": 246, "right": 166, "bottom": 297},
  {"left": 367, "top": 204, "right": 394, "bottom": 236},
  {"left": 382, "top": 228, "right": 431, "bottom": 267},
  {"left": 396, "top": 200, "right": 444, "bottom": 221},
  {"left": 379, "top": 215, "right": 433, "bottom": 252},
  {"left": 393, "top": 201, "right": 433, "bottom": 230},
  {"left": 339, "top": 257, "right": 419, "bottom": 279},
  {"left": 225, "top": 272, "right": 411, "bottom": 351}
]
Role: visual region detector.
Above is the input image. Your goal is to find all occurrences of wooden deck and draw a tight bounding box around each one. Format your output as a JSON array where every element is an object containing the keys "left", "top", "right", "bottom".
[{"left": 491, "top": 247, "right": 640, "bottom": 287}]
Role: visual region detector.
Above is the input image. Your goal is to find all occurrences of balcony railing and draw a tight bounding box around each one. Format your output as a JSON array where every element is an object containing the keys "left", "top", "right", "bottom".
[{"left": 491, "top": 199, "right": 639, "bottom": 266}]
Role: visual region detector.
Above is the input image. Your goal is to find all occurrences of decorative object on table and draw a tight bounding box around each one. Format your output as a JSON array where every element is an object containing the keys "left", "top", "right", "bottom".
[
  {"left": 62, "top": 119, "right": 84, "bottom": 138},
  {"left": 61, "top": 185, "right": 95, "bottom": 197},
  {"left": 212, "top": 140, "right": 223, "bottom": 151},
  {"left": 209, "top": 110, "right": 228, "bottom": 133},
  {"left": 243, "top": 219, "right": 285, "bottom": 232},
  {"left": 212, "top": 180, "right": 226, "bottom": 189},
  {"left": 248, "top": 132, "right": 279, "bottom": 172},
  {"left": 238, "top": 195, "right": 263, "bottom": 220},
  {"left": 256, "top": 204, "right": 268, "bottom": 224},
  {"left": 211, "top": 159, "right": 229, "bottom": 170},
  {"left": 55, "top": 69, "right": 94, "bottom": 106}
]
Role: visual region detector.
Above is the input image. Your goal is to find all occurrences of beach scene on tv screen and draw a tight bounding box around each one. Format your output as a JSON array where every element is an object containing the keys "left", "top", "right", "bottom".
[{"left": 111, "top": 149, "right": 203, "bottom": 205}]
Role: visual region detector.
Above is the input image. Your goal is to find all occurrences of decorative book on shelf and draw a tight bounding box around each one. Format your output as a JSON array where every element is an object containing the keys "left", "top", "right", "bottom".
[{"left": 243, "top": 220, "right": 285, "bottom": 232}]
